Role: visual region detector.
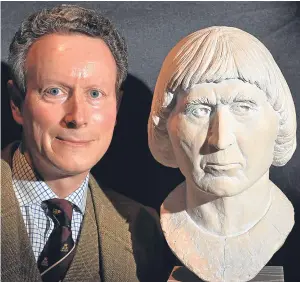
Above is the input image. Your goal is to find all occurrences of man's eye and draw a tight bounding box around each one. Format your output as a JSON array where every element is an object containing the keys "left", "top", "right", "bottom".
[
  {"left": 89, "top": 90, "right": 103, "bottom": 99},
  {"left": 46, "top": 88, "right": 62, "bottom": 96},
  {"left": 191, "top": 107, "right": 211, "bottom": 118}
]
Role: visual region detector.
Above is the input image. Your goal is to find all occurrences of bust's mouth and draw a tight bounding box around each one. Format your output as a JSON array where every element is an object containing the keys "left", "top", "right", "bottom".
[
  {"left": 203, "top": 162, "right": 242, "bottom": 176},
  {"left": 205, "top": 162, "right": 242, "bottom": 170}
]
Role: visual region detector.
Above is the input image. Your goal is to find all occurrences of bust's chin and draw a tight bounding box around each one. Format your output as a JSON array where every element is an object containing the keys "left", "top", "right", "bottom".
[{"left": 192, "top": 173, "right": 250, "bottom": 197}]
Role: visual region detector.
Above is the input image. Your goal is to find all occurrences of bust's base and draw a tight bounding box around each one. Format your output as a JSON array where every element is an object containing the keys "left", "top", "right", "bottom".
[{"left": 168, "top": 265, "right": 284, "bottom": 282}]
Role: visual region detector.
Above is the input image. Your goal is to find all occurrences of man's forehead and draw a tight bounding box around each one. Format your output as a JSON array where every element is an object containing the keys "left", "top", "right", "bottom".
[
  {"left": 25, "top": 33, "right": 117, "bottom": 84},
  {"left": 26, "top": 63, "right": 98, "bottom": 79},
  {"left": 25, "top": 33, "right": 115, "bottom": 67}
]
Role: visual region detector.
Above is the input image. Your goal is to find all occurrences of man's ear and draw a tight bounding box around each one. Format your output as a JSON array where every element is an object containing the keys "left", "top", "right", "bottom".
[
  {"left": 8, "top": 80, "right": 24, "bottom": 125},
  {"left": 116, "top": 89, "right": 123, "bottom": 111}
]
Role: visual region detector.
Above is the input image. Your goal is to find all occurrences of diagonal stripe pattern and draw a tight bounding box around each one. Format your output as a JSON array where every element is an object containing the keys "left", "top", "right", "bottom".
[{"left": 38, "top": 199, "right": 75, "bottom": 282}]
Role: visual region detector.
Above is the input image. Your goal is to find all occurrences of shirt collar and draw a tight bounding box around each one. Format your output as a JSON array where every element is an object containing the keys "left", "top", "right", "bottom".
[{"left": 12, "top": 146, "right": 89, "bottom": 215}]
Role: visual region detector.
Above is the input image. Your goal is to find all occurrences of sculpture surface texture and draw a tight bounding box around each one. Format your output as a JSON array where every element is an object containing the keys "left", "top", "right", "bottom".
[{"left": 148, "top": 26, "right": 297, "bottom": 282}]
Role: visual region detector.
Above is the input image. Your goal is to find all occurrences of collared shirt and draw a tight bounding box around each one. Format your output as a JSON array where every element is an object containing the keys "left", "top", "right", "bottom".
[{"left": 11, "top": 146, "right": 89, "bottom": 261}]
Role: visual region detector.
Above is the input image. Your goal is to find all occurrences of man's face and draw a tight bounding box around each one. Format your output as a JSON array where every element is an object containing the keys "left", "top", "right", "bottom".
[
  {"left": 12, "top": 34, "right": 118, "bottom": 177},
  {"left": 167, "top": 80, "right": 279, "bottom": 197}
]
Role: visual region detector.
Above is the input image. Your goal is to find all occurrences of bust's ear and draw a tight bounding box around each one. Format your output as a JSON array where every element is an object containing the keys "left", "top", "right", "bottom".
[{"left": 8, "top": 80, "right": 24, "bottom": 125}]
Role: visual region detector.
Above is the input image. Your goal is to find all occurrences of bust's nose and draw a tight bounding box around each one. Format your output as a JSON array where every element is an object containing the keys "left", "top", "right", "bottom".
[{"left": 207, "top": 107, "right": 236, "bottom": 150}]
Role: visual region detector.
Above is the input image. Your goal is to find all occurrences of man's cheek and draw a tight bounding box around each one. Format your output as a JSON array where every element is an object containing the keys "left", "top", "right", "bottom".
[{"left": 93, "top": 110, "right": 116, "bottom": 131}]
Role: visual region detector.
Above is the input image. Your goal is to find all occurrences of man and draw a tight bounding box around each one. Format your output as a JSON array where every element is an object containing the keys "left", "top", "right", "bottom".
[{"left": 2, "top": 5, "right": 167, "bottom": 282}]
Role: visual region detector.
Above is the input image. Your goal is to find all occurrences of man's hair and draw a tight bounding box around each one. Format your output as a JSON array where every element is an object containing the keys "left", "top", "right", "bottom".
[
  {"left": 8, "top": 4, "right": 128, "bottom": 97},
  {"left": 148, "top": 26, "right": 296, "bottom": 168}
]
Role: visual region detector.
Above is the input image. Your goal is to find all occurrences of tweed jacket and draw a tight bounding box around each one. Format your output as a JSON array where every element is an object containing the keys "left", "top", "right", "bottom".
[{"left": 1, "top": 142, "right": 168, "bottom": 282}]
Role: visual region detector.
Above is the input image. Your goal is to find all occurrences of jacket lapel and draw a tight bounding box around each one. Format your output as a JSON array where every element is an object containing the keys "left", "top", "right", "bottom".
[
  {"left": 64, "top": 187, "right": 101, "bottom": 282},
  {"left": 88, "top": 176, "right": 140, "bottom": 282},
  {"left": 64, "top": 175, "right": 138, "bottom": 282},
  {"left": 1, "top": 158, "right": 42, "bottom": 282}
]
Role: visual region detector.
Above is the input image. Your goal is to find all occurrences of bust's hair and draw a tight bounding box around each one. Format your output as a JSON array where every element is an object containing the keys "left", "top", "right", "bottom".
[
  {"left": 8, "top": 4, "right": 128, "bottom": 97},
  {"left": 148, "top": 26, "right": 296, "bottom": 168}
]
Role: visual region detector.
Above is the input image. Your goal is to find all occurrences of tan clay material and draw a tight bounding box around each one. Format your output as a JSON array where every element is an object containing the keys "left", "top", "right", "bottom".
[{"left": 148, "top": 26, "right": 297, "bottom": 282}]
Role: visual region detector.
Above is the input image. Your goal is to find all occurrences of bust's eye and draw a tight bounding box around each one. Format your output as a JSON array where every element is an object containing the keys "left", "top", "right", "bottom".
[
  {"left": 46, "top": 88, "right": 62, "bottom": 96},
  {"left": 191, "top": 106, "right": 211, "bottom": 118},
  {"left": 231, "top": 103, "right": 255, "bottom": 115},
  {"left": 89, "top": 90, "right": 103, "bottom": 99}
]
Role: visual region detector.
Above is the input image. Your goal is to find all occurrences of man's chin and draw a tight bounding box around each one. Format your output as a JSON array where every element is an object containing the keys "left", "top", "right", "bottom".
[{"left": 47, "top": 158, "right": 94, "bottom": 178}]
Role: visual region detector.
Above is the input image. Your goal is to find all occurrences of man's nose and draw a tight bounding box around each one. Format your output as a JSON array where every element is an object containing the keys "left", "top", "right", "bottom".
[
  {"left": 207, "top": 107, "right": 236, "bottom": 150},
  {"left": 62, "top": 91, "right": 88, "bottom": 129}
]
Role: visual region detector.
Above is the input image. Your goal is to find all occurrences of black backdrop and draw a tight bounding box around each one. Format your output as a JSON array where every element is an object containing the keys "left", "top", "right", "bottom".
[{"left": 1, "top": 2, "right": 300, "bottom": 281}]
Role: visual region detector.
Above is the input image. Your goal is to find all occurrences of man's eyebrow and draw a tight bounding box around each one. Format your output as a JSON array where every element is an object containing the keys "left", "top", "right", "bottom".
[{"left": 37, "top": 78, "right": 73, "bottom": 88}]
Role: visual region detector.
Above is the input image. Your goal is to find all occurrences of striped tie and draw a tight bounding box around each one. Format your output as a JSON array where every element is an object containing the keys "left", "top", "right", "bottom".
[{"left": 38, "top": 199, "right": 76, "bottom": 282}]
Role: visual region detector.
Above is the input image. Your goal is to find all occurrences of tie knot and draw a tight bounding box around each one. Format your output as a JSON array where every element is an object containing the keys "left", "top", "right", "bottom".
[{"left": 44, "top": 199, "right": 73, "bottom": 227}]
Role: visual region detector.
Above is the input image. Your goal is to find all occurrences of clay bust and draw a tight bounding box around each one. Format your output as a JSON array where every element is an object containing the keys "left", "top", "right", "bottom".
[{"left": 148, "top": 26, "right": 297, "bottom": 282}]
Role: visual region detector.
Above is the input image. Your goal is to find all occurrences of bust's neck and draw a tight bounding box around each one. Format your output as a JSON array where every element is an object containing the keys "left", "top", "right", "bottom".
[{"left": 185, "top": 172, "right": 272, "bottom": 236}]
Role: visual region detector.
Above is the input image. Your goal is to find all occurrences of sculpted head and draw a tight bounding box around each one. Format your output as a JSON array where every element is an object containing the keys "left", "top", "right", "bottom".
[
  {"left": 8, "top": 5, "right": 128, "bottom": 177},
  {"left": 148, "top": 26, "right": 296, "bottom": 197}
]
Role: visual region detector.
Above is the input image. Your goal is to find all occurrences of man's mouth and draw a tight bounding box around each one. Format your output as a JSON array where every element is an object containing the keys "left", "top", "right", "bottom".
[{"left": 55, "top": 137, "right": 93, "bottom": 146}]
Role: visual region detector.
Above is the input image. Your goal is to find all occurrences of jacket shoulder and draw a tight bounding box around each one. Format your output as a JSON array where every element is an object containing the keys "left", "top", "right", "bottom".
[
  {"left": 105, "top": 189, "right": 159, "bottom": 223},
  {"left": 1, "top": 159, "right": 12, "bottom": 181},
  {"left": 103, "top": 189, "right": 171, "bottom": 282},
  {"left": 89, "top": 174, "right": 160, "bottom": 226},
  {"left": 89, "top": 176, "right": 174, "bottom": 281}
]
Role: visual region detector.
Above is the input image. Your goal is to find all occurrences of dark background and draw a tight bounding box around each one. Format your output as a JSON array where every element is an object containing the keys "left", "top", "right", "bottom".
[{"left": 1, "top": 2, "right": 300, "bottom": 281}]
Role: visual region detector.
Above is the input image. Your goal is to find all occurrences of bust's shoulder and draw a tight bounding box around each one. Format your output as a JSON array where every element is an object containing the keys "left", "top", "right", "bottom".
[{"left": 269, "top": 182, "right": 294, "bottom": 235}]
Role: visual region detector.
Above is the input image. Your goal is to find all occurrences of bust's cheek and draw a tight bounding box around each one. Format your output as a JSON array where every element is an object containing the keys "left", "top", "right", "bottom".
[
  {"left": 252, "top": 107, "right": 279, "bottom": 141},
  {"left": 177, "top": 116, "right": 209, "bottom": 147}
]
